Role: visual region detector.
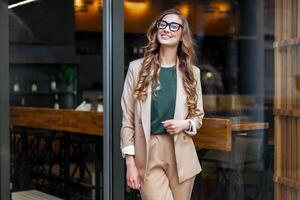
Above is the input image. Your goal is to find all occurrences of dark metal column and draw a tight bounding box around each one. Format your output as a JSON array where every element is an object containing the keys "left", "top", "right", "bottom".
[
  {"left": 103, "top": 0, "right": 125, "bottom": 199},
  {"left": 0, "top": 0, "right": 10, "bottom": 199}
]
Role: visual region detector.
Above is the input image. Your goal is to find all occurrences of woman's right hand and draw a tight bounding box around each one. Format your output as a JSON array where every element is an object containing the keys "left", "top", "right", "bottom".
[{"left": 125, "top": 155, "right": 141, "bottom": 190}]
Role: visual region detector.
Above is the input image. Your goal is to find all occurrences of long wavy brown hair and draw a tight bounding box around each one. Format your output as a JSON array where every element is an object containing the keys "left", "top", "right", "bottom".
[{"left": 133, "top": 9, "right": 201, "bottom": 118}]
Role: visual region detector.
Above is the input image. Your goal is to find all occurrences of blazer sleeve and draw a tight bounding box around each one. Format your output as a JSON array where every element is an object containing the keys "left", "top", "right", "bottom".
[
  {"left": 184, "top": 67, "right": 205, "bottom": 136},
  {"left": 120, "top": 62, "right": 136, "bottom": 157}
]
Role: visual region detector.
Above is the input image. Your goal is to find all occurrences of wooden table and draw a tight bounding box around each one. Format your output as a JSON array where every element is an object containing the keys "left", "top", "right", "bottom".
[
  {"left": 11, "top": 106, "right": 103, "bottom": 135},
  {"left": 193, "top": 117, "right": 269, "bottom": 152}
]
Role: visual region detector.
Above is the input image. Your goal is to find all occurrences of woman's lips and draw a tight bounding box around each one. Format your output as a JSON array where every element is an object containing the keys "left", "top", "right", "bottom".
[{"left": 161, "top": 34, "right": 172, "bottom": 39}]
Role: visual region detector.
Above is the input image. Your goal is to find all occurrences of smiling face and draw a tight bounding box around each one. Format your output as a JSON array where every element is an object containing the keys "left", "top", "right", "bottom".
[{"left": 156, "top": 14, "right": 183, "bottom": 48}]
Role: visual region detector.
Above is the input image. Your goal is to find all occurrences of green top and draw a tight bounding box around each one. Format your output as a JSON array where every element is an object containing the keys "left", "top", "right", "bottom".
[{"left": 151, "top": 66, "right": 177, "bottom": 135}]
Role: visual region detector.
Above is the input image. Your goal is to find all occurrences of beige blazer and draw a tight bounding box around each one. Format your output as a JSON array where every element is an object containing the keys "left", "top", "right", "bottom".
[{"left": 120, "top": 58, "right": 205, "bottom": 183}]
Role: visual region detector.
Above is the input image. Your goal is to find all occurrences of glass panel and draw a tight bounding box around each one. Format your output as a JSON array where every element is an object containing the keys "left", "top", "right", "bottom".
[
  {"left": 9, "top": 0, "right": 103, "bottom": 199},
  {"left": 124, "top": 0, "right": 275, "bottom": 199}
]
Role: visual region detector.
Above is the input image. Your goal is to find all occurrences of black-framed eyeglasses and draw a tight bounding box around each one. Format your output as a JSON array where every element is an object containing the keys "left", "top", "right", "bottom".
[{"left": 156, "top": 20, "right": 183, "bottom": 32}]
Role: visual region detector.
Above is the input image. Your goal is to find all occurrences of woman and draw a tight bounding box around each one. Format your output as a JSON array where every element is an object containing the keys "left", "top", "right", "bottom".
[{"left": 120, "top": 9, "right": 204, "bottom": 200}]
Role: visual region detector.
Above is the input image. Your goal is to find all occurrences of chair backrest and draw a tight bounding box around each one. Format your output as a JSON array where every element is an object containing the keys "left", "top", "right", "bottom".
[{"left": 193, "top": 117, "right": 232, "bottom": 151}]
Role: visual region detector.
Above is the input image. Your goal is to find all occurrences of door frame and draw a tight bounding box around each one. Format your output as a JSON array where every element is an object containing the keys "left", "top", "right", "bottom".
[
  {"left": 103, "top": 0, "right": 125, "bottom": 199},
  {"left": 0, "top": 0, "right": 10, "bottom": 199}
]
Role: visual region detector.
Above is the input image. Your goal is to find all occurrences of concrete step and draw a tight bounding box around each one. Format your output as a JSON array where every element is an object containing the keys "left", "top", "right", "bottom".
[{"left": 12, "top": 190, "right": 62, "bottom": 200}]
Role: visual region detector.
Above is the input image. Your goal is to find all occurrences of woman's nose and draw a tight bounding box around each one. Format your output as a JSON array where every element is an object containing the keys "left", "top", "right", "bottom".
[{"left": 163, "top": 27, "right": 171, "bottom": 33}]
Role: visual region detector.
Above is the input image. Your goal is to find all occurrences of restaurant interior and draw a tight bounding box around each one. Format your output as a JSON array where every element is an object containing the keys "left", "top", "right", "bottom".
[{"left": 7, "top": 0, "right": 285, "bottom": 199}]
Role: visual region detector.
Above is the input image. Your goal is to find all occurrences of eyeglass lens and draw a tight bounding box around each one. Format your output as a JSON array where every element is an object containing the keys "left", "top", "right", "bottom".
[{"left": 157, "top": 20, "right": 181, "bottom": 32}]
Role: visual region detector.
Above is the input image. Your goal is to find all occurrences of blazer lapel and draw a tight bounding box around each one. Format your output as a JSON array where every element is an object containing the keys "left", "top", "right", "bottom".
[
  {"left": 140, "top": 84, "right": 152, "bottom": 143},
  {"left": 173, "top": 61, "right": 188, "bottom": 141},
  {"left": 140, "top": 59, "right": 188, "bottom": 143}
]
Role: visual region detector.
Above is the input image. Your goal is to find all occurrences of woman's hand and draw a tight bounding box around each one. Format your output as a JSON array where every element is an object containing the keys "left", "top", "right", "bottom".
[
  {"left": 162, "top": 119, "right": 190, "bottom": 135},
  {"left": 125, "top": 155, "right": 141, "bottom": 190}
]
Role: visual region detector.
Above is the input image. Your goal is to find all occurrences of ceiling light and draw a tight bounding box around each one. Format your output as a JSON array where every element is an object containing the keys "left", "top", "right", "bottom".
[{"left": 8, "top": 0, "right": 38, "bottom": 9}]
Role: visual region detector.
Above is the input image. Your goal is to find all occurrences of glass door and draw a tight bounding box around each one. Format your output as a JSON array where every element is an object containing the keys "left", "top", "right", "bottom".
[{"left": 9, "top": 0, "right": 104, "bottom": 199}]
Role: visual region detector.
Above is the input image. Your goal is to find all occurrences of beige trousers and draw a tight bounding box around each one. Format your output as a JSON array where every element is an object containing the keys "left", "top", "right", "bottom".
[{"left": 140, "top": 134, "right": 195, "bottom": 200}]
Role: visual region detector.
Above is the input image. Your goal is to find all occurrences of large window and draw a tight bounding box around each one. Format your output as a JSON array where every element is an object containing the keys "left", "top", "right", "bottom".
[{"left": 124, "top": 0, "right": 275, "bottom": 199}]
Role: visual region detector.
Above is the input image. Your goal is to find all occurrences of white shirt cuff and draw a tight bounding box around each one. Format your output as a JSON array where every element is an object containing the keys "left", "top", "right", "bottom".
[
  {"left": 184, "top": 119, "right": 197, "bottom": 135},
  {"left": 190, "top": 119, "right": 196, "bottom": 132},
  {"left": 121, "top": 145, "right": 135, "bottom": 158}
]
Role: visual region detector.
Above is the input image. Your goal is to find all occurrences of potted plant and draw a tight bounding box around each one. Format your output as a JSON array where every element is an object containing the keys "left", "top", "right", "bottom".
[{"left": 57, "top": 65, "right": 77, "bottom": 91}]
